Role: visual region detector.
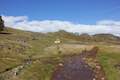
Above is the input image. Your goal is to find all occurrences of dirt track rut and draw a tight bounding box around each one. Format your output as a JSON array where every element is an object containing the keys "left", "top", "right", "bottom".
[{"left": 52, "top": 47, "right": 106, "bottom": 80}]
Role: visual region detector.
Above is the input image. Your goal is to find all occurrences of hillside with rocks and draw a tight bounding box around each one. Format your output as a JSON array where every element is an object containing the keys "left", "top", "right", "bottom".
[{"left": 0, "top": 28, "right": 120, "bottom": 80}]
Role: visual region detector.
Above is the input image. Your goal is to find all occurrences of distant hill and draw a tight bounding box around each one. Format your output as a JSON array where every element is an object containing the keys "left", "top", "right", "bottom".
[
  {"left": 49, "top": 30, "right": 120, "bottom": 43},
  {"left": 93, "top": 34, "right": 120, "bottom": 41}
]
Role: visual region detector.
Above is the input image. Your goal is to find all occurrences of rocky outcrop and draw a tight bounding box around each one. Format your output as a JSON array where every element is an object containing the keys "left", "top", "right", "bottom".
[{"left": 0, "top": 58, "right": 33, "bottom": 80}]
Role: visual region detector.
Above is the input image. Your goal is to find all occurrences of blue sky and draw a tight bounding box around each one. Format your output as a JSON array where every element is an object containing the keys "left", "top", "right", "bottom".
[
  {"left": 1, "top": 0, "right": 120, "bottom": 36},
  {"left": 1, "top": 0, "right": 120, "bottom": 24}
]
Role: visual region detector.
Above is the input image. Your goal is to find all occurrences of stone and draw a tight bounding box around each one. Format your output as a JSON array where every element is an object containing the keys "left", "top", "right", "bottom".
[
  {"left": 58, "top": 63, "right": 64, "bottom": 67},
  {"left": 93, "top": 78, "right": 96, "bottom": 80},
  {"left": 96, "top": 65, "right": 101, "bottom": 70},
  {"left": 101, "top": 77, "right": 105, "bottom": 80}
]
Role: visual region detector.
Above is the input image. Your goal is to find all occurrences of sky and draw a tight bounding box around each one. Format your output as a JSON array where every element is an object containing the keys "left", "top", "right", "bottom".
[{"left": 0, "top": 0, "right": 120, "bottom": 36}]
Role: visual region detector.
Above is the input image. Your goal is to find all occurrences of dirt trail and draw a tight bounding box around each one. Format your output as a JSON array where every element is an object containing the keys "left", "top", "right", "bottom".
[{"left": 51, "top": 47, "right": 106, "bottom": 80}]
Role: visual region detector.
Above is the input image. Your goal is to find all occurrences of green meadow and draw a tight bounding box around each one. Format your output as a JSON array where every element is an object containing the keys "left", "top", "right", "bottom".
[{"left": 0, "top": 28, "right": 120, "bottom": 80}]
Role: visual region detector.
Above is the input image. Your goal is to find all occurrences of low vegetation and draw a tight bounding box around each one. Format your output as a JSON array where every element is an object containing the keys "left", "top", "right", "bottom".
[{"left": 0, "top": 28, "right": 120, "bottom": 80}]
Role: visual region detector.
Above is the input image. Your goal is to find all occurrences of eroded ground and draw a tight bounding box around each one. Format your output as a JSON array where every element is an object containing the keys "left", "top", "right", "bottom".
[{"left": 52, "top": 47, "right": 106, "bottom": 80}]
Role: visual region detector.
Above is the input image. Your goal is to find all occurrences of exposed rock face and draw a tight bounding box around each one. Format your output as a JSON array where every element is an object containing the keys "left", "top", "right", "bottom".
[{"left": 0, "top": 16, "right": 5, "bottom": 31}]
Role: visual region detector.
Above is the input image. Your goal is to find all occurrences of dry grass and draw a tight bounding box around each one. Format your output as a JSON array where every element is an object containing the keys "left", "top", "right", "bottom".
[{"left": 0, "top": 28, "right": 120, "bottom": 80}]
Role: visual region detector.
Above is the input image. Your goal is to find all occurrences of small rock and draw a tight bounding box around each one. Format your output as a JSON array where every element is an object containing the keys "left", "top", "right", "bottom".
[
  {"left": 114, "top": 64, "right": 120, "bottom": 70},
  {"left": 101, "top": 77, "right": 105, "bottom": 80},
  {"left": 93, "top": 78, "right": 96, "bottom": 80},
  {"left": 96, "top": 65, "right": 101, "bottom": 70},
  {"left": 58, "top": 63, "right": 64, "bottom": 67}
]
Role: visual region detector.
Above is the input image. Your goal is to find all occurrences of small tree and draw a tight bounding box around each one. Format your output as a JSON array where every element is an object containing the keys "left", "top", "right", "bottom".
[{"left": 0, "top": 16, "right": 5, "bottom": 31}]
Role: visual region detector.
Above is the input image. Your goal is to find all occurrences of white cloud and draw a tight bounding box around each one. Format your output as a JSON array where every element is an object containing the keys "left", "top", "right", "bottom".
[
  {"left": 2, "top": 15, "right": 120, "bottom": 36},
  {"left": 97, "top": 20, "right": 120, "bottom": 26}
]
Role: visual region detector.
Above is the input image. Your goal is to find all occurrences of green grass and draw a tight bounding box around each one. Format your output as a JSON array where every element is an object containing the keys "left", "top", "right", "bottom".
[
  {"left": 0, "top": 28, "right": 120, "bottom": 80},
  {"left": 18, "top": 62, "right": 54, "bottom": 80},
  {"left": 98, "top": 49, "right": 120, "bottom": 80}
]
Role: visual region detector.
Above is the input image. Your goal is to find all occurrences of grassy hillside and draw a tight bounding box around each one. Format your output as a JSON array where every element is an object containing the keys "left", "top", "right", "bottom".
[{"left": 0, "top": 28, "right": 120, "bottom": 80}]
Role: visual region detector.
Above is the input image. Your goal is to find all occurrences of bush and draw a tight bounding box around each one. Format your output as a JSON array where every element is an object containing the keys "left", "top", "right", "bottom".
[{"left": 0, "top": 16, "right": 5, "bottom": 31}]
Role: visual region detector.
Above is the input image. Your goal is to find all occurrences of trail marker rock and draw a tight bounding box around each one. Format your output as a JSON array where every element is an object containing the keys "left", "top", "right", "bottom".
[{"left": 54, "top": 39, "right": 61, "bottom": 54}]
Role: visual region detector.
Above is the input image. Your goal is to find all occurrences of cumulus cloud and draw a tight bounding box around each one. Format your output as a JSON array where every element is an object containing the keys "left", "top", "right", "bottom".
[{"left": 2, "top": 15, "right": 120, "bottom": 36}]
